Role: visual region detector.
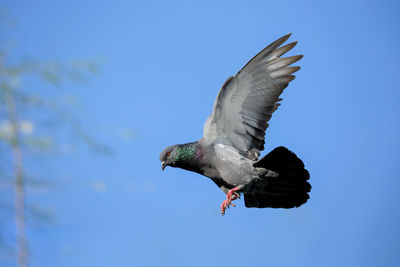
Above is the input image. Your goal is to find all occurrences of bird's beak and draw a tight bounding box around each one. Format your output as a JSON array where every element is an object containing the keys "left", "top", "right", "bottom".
[{"left": 161, "top": 161, "right": 167, "bottom": 170}]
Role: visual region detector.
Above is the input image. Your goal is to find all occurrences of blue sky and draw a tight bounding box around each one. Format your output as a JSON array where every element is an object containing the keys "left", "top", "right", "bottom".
[{"left": 1, "top": 0, "right": 400, "bottom": 266}]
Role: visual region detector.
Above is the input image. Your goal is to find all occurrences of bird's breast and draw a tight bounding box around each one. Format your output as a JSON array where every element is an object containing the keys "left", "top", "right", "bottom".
[{"left": 205, "top": 144, "right": 256, "bottom": 186}]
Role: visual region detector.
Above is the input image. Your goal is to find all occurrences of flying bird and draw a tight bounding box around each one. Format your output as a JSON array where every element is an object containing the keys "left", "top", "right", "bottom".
[{"left": 160, "top": 34, "right": 311, "bottom": 215}]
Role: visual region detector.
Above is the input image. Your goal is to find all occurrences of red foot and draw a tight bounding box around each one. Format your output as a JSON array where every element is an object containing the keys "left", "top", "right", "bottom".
[{"left": 220, "top": 186, "right": 242, "bottom": 215}]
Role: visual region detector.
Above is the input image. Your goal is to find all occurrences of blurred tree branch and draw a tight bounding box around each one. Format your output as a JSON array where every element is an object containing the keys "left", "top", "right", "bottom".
[{"left": 0, "top": 46, "right": 111, "bottom": 267}]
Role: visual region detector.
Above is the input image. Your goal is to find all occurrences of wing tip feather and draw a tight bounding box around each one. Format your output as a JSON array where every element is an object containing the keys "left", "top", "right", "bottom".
[{"left": 276, "top": 33, "right": 292, "bottom": 45}]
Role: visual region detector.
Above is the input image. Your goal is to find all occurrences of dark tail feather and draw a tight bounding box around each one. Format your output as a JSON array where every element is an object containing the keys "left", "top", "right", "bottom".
[{"left": 244, "top": 146, "right": 311, "bottom": 208}]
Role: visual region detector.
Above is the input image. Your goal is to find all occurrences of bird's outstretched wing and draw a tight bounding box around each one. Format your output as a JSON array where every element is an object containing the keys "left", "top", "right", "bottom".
[{"left": 202, "top": 34, "right": 302, "bottom": 160}]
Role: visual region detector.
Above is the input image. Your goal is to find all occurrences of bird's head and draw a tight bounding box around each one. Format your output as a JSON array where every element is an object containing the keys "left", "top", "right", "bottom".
[
  {"left": 159, "top": 142, "right": 199, "bottom": 171},
  {"left": 159, "top": 145, "right": 179, "bottom": 170}
]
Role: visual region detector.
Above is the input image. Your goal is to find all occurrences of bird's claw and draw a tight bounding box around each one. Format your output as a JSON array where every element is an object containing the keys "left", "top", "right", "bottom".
[
  {"left": 221, "top": 201, "right": 236, "bottom": 215},
  {"left": 220, "top": 186, "right": 242, "bottom": 215},
  {"left": 221, "top": 200, "right": 229, "bottom": 215},
  {"left": 220, "top": 196, "right": 237, "bottom": 215}
]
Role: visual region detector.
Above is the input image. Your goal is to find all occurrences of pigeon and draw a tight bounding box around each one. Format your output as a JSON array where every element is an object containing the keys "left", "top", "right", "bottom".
[{"left": 160, "top": 33, "right": 311, "bottom": 215}]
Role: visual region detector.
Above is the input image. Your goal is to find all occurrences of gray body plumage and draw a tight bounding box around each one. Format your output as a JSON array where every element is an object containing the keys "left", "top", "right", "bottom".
[
  {"left": 160, "top": 33, "right": 311, "bottom": 211},
  {"left": 196, "top": 142, "right": 269, "bottom": 193}
]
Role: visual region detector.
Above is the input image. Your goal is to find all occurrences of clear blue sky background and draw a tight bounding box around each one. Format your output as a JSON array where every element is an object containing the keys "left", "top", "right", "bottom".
[{"left": 1, "top": 0, "right": 400, "bottom": 266}]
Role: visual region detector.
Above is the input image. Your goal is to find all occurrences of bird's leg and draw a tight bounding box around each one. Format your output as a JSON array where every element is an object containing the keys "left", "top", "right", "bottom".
[{"left": 221, "top": 185, "right": 243, "bottom": 215}]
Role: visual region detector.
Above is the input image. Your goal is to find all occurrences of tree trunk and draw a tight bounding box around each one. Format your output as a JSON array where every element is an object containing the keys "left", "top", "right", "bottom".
[{"left": 6, "top": 92, "right": 27, "bottom": 267}]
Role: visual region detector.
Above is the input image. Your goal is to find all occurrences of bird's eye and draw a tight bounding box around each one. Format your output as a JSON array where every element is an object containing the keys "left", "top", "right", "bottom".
[{"left": 166, "top": 152, "right": 171, "bottom": 157}]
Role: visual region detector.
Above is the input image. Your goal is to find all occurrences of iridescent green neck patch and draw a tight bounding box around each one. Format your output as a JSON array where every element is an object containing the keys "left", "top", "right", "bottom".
[{"left": 176, "top": 143, "right": 197, "bottom": 161}]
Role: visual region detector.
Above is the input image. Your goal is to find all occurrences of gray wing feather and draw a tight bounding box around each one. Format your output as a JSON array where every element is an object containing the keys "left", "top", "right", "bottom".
[{"left": 202, "top": 33, "right": 302, "bottom": 159}]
